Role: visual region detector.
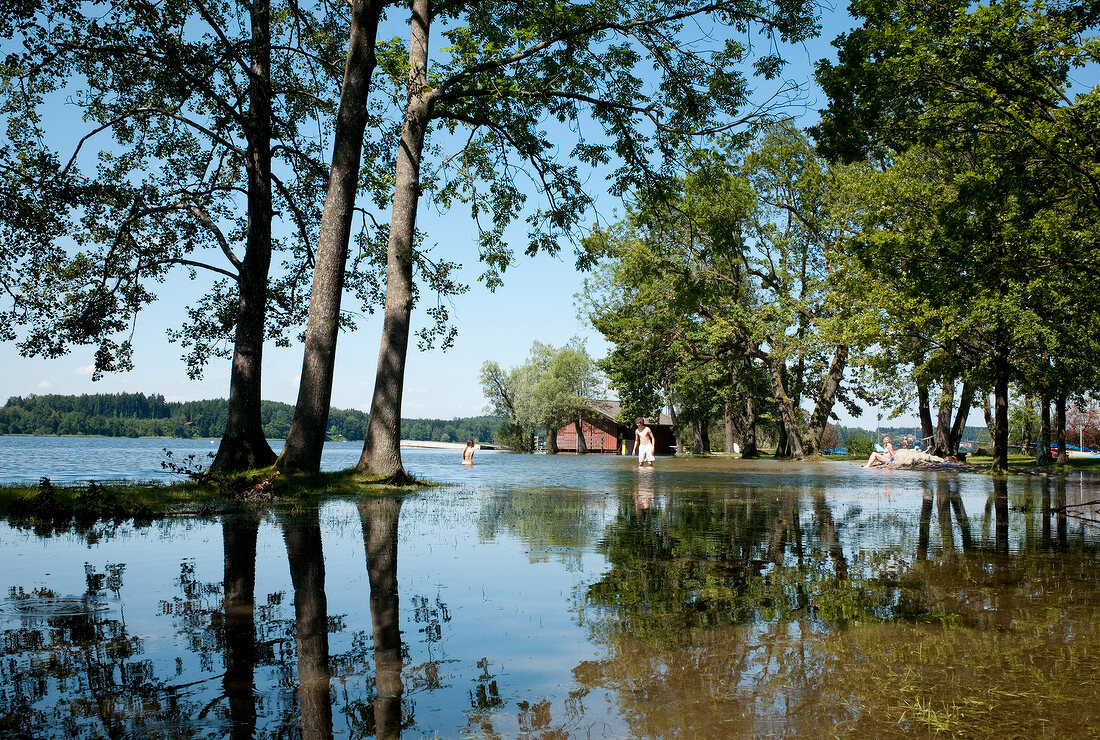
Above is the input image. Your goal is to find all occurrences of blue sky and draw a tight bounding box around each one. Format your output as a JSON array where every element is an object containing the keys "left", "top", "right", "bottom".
[{"left": 2, "top": 2, "right": 923, "bottom": 428}]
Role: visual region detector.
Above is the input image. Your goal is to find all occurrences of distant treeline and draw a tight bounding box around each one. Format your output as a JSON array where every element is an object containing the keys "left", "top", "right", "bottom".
[
  {"left": 0, "top": 393, "right": 503, "bottom": 443},
  {"left": 832, "top": 424, "right": 991, "bottom": 447}
]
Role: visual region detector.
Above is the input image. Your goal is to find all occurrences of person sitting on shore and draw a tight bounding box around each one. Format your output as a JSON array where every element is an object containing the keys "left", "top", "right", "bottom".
[{"left": 863, "top": 436, "right": 895, "bottom": 468}]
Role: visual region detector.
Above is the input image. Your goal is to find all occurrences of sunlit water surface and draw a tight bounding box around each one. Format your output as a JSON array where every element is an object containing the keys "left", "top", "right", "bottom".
[{"left": 2, "top": 437, "right": 1100, "bottom": 738}]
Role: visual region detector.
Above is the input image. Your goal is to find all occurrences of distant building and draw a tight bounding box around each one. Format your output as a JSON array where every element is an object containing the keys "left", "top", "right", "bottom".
[{"left": 554, "top": 400, "right": 675, "bottom": 455}]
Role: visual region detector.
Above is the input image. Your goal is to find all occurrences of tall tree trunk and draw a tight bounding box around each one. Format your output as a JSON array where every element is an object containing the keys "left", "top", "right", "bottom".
[
  {"left": 282, "top": 507, "right": 333, "bottom": 738},
  {"left": 223, "top": 513, "right": 259, "bottom": 740},
  {"left": 917, "top": 383, "right": 934, "bottom": 447},
  {"left": 767, "top": 360, "right": 803, "bottom": 458},
  {"left": 358, "top": 0, "right": 433, "bottom": 481},
  {"left": 1040, "top": 394, "right": 1052, "bottom": 446},
  {"left": 278, "top": 0, "right": 384, "bottom": 472},
  {"left": 574, "top": 418, "right": 588, "bottom": 454},
  {"left": 739, "top": 392, "right": 759, "bottom": 458},
  {"left": 546, "top": 426, "right": 559, "bottom": 454},
  {"left": 948, "top": 382, "right": 973, "bottom": 455},
  {"left": 359, "top": 498, "right": 404, "bottom": 740},
  {"left": 983, "top": 392, "right": 995, "bottom": 442},
  {"left": 934, "top": 380, "right": 954, "bottom": 456},
  {"left": 1055, "top": 393, "right": 1068, "bottom": 464},
  {"left": 774, "top": 421, "right": 787, "bottom": 457},
  {"left": 723, "top": 401, "right": 737, "bottom": 453},
  {"left": 992, "top": 339, "right": 1010, "bottom": 472},
  {"left": 213, "top": 0, "right": 275, "bottom": 471},
  {"left": 801, "top": 344, "right": 847, "bottom": 455}
]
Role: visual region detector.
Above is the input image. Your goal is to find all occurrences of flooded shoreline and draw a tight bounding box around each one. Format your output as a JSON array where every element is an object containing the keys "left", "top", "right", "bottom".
[{"left": 2, "top": 450, "right": 1099, "bottom": 737}]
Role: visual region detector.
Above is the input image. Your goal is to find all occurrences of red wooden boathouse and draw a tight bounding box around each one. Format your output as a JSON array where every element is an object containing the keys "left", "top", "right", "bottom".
[{"left": 554, "top": 400, "right": 675, "bottom": 455}]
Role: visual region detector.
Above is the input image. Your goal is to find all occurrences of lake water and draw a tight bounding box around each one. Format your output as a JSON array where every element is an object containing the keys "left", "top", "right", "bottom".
[{"left": 2, "top": 437, "right": 1100, "bottom": 738}]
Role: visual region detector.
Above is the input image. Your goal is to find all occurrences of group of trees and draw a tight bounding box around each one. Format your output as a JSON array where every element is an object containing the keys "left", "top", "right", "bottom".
[
  {"left": 582, "top": 0, "right": 1100, "bottom": 471},
  {"left": 1, "top": 0, "right": 821, "bottom": 480},
  {"left": 479, "top": 341, "right": 602, "bottom": 452},
  {"left": 581, "top": 122, "right": 861, "bottom": 459},
  {"left": 0, "top": 393, "right": 500, "bottom": 442}
]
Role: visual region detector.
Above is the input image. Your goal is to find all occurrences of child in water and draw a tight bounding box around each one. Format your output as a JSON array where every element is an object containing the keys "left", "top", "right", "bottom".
[{"left": 462, "top": 439, "right": 475, "bottom": 465}]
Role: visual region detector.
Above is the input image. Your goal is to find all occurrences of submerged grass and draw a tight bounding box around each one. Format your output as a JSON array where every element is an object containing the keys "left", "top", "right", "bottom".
[{"left": 0, "top": 465, "right": 433, "bottom": 523}]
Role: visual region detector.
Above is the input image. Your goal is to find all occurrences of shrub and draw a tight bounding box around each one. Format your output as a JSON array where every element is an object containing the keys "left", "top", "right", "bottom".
[
  {"left": 494, "top": 422, "right": 533, "bottom": 452},
  {"left": 846, "top": 434, "right": 873, "bottom": 458}
]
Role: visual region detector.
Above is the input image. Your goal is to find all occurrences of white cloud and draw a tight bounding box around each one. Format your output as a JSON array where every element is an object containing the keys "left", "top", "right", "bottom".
[
  {"left": 74, "top": 365, "right": 95, "bottom": 376},
  {"left": 37, "top": 380, "right": 52, "bottom": 389}
]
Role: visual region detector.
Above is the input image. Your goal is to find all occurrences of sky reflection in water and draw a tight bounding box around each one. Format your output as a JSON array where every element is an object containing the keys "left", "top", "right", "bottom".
[{"left": 2, "top": 448, "right": 1100, "bottom": 738}]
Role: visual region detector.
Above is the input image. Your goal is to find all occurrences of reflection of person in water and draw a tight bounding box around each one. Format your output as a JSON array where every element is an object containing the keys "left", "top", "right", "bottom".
[
  {"left": 462, "top": 439, "right": 475, "bottom": 465},
  {"left": 634, "top": 469, "right": 654, "bottom": 515}
]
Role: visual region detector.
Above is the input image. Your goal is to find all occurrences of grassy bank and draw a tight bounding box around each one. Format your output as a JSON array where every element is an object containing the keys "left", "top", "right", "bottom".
[{"left": 0, "top": 467, "right": 428, "bottom": 523}]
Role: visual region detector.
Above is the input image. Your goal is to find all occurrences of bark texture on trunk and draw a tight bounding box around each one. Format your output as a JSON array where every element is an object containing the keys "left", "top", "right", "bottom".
[
  {"left": 278, "top": 0, "right": 383, "bottom": 472},
  {"left": 948, "top": 383, "right": 972, "bottom": 455},
  {"left": 767, "top": 361, "right": 803, "bottom": 458},
  {"left": 917, "top": 383, "right": 934, "bottom": 447},
  {"left": 574, "top": 418, "right": 588, "bottom": 454},
  {"left": 723, "top": 402, "right": 737, "bottom": 453},
  {"left": 213, "top": 0, "right": 276, "bottom": 471},
  {"left": 739, "top": 393, "right": 759, "bottom": 458},
  {"left": 801, "top": 344, "right": 847, "bottom": 455},
  {"left": 934, "top": 380, "right": 954, "bottom": 457},
  {"left": 546, "top": 427, "right": 559, "bottom": 454},
  {"left": 1040, "top": 395, "right": 1052, "bottom": 446},
  {"left": 358, "top": 0, "right": 432, "bottom": 480},
  {"left": 1055, "top": 393, "right": 1068, "bottom": 464},
  {"left": 691, "top": 420, "right": 704, "bottom": 454}
]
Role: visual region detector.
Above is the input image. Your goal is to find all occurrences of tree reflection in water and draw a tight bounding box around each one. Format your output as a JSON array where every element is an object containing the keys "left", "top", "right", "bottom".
[
  {"left": 3, "top": 467, "right": 1100, "bottom": 738},
  {"left": 359, "top": 497, "right": 405, "bottom": 740},
  {"left": 280, "top": 504, "right": 334, "bottom": 738},
  {"left": 574, "top": 475, "right": 1100, "bottom": 738},
  {"left": 222, "top": 511, "right": 259, "bottom": 739}
]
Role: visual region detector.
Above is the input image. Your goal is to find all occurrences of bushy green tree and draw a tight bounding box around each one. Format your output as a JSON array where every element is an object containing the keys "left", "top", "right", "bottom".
[
  {"left": 0, "top": 0, "right": 366, "bottom": 470},
  {"left": 814, "top": 0, "right": 1100, "bottom": 470},
  {"left": 481, "top": 341, "right": 603, "bottom": 453}
]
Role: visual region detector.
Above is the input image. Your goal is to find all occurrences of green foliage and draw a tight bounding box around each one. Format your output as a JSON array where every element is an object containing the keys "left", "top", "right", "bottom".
[
  {"left": 0, "top": 0, "right": 360, "bottom": 378},
  {"left": 845, "top": 434, "right": 873, "bottom": 458},
  {"left": 581, "top": 124, "right": 869, "bottom": 454},
  {"left": 480, "top": 340, "right": 604, "bottom": 448},
  {"left": 393, "top": 0, "right": 821, "bottom": 287},
  {"left": 0, "top": 393, "right": 502, "bottom": 442},
  {"left": 814, "top": 0, "right": 1100, "bottom": 468}
]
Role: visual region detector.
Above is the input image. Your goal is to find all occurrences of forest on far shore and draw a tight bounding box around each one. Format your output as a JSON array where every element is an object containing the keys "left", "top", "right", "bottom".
[{"left": 0, "top": 393, "right": 502, "bottom": 444}]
